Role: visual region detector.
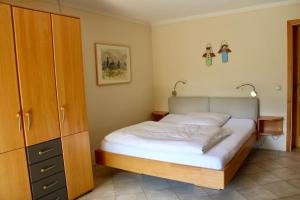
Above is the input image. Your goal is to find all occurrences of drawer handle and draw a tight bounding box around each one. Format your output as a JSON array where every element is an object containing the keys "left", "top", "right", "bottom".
[
  {"left": 42, "top": 181, "right": 58, "bottom": 190},
  {"left": 40, "top": 164, "right": 56, "bottom": 173},
  {"left": 38, "top": 148, "right": 54, "bottom": 156}
]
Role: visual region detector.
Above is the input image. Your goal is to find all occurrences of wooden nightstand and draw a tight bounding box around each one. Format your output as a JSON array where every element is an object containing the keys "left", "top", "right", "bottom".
[
  {"left": 258, "top": 116, "right": 283, "bottom": 136},
  {"left": 152, "top": 111, "right": 169, "bottom": 121}
]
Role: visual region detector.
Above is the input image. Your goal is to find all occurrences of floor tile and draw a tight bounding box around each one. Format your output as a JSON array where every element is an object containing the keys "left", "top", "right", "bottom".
[
  {"left": 112, "top": 171, "right": 141, "bottom": 184},
  {"left": 228, "top": 176, "right": 258, "bottom": 190},
  {"left": 85, "top": 195, "right": 115, "bottom": 200},
  {"left": 141, "top": 179, "right": 170, "bottom": 191},
  {"left": 77, "top": 196, "right": 87, "bottom": 200},
  {"left": 275, "top": 157, "right": 299, "bottom": 167},
  {"left": 256, "top": 159, "right": 284, "bottom": 170},
  {"left": 277, "top": 195, "right": 300, "bottom": 200},
  {"left": 248, "top": 172, "right": 281, "bottom": 185},
  {"left": 287, "top": 164, "right": 300, "bottom": 174},
  {"left": 86, "top": 149, "right": 300, "bottom": 200},
  {"left": 145, "top": 188, "right": 179, "bottom": 200},
  {"left": 262, "top": 181, "right": 300, "bottom": 198},
  {"left": 238, "top": 163, "right": 265, "bottom": 175},
  {"left": 115, "top": 192, "right": 147, "bottom": 200},
  {"left": 94, "top": 176, "right": 113, "bottom": 187},
  {"left": 271, "top": 168, "right": 300, "bottom": 180},
  {"left": 178, "top": 194, "right": 212, "bottom": 200},
  {"left": 286, "top": 178, "right": 300, "bottom": 189},
  {"left": 201, "top": 182, "right": 237, "bottom": 195},
  {"left": 83, "top": 183, "right": 114, "bottom": 199},
  {"left": 238, "top": 186, "right": 277, "bottom": 200},
  {"left": 245, "top": 151, "right": 275, "bottom": 164},
  {"left": 141, "top": 174, "right": 167, "bottom": 182},
  {"left": 172, "top": 185, "right": 210, "bottom": 200},
  {"left": 202, "top": 187, "right": 232, "bottom": 195},
  {"left": 167, "top": 180, "right": 194, "bottom": 188},
  {"left": 209, "top": 190, "right": 246, "bottom": 200},
  {"left": 114, "top": 181, "right": 143, "bottom": 195}
]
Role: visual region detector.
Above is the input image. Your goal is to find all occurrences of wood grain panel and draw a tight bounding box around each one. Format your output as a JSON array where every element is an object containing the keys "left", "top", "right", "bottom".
[
  {"left": 287, "top": 21, "right": 294, "bottom": 152},
  {"left": 224, "top": 132, "right": 256, "bottom": 185},
  {"left": 0, "top": 148, "right": 32, "bottom": 199},
  {"left": 62, "top": 132, "right": 93, "bottom": 199},
  {"left": 287, "top": 19, "right": 300, "bottom": 151},
  {"left": 97, "top": 150, "right": 224, "bottom": 189},
  {"left": 13, "top": 7, "right": 60, "bottom": 146},
  {"left": 52, "top": 15, "right": 88, "bottom": 137},
  {"left": 0, "top": 4, "right": 25, "bottom": 153},
  {"left": 296, "top": 25, "right": 300, "bottom": 148},
  {"left": 96, "top": 132, "right": 256, "bottom": 189}
]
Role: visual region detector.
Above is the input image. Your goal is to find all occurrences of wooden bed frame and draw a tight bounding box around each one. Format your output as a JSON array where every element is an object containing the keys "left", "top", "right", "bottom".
[{"left": 95, "top": 131, "right": 256, "bottom": 190}]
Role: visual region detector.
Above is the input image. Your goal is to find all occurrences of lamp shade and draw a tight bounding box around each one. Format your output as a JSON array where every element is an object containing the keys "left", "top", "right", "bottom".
[{"left": 250, "top": 90, "right": 257, "bottom": 97}]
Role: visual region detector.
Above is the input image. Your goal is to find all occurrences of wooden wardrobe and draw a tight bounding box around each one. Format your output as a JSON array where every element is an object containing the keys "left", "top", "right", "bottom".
[{"left": 0, "top": 3, "right": 93, "bottom": 200}]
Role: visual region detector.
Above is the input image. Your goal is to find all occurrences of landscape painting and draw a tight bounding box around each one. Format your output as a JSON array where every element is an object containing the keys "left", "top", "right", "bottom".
[{"left": 96, "top": 44, "right": 131, "bottom": 85}]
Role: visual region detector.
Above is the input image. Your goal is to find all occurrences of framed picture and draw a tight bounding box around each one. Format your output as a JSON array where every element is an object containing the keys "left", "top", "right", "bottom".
[{"left": 95, "top": 43, "right": 131, "bottom": 85}]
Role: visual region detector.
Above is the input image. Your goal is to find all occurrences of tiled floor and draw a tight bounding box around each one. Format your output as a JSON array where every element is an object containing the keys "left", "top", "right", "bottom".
[{"left": 79, "top": 149, "right": 300, "bottom": 200}]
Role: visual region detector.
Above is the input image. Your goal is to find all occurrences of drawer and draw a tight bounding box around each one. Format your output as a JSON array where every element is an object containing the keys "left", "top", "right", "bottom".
[
  {"left": 29, "top": 156, "right": 65, "bottom": 182},
  {"left": 31, "top": 172, "right": 66, "bottom": 199},
  {"left": 27, "top": 139, "right": 62, "bottom": 164},
  {"left": 37, "top": 187, "right": 67, "bottom": 200}
]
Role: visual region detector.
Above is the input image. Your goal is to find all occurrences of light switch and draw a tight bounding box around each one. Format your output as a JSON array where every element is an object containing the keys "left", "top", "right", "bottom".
[{"left": 275, "top": 85, "right": 282, "bottom": 91}]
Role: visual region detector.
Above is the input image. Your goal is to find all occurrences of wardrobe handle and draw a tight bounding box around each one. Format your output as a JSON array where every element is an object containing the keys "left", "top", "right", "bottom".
[
  {"left": 60, "top": 106, "right": 65, "bottom": 124},
  {"left": 16, "top": 112, "right": 22, "bottom": 132},
  {"left": 25, "top": 112, "right": 31, "bottom": 132}
]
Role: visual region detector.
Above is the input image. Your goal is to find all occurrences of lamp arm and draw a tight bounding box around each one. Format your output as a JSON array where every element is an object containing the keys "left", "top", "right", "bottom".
[
  {"left": 236, "top": 83, "right": 256, "bottom": 91},
  {"left": 173, "top": 81, "right": 186, "bottom": 91}
]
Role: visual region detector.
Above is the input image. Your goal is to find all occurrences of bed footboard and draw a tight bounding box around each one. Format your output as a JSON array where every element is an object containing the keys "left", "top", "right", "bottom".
[{"left": 95, "top": 131, "right": 256, "bottom": 190}]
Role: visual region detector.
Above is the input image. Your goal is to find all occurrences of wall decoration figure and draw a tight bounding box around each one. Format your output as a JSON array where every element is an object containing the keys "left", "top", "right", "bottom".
[
  {"left": 202, "top": 43, "right": 215, "bottom": 66},
  {"left": 95, "top": 44, "right": 131, "bottom": 85},
  {"left": 218, "top": 41, "right": 231, "bottom": 63}
]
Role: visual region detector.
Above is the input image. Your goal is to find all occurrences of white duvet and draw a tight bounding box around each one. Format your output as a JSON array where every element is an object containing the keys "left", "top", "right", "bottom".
[{"left": 104, "top": 121, "right": 232, "bottom": 154}]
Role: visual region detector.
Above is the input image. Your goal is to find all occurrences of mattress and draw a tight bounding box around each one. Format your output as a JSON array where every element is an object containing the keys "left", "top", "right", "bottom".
[{"left": 101, "top": 118, "right": 255, "bottom": 170}]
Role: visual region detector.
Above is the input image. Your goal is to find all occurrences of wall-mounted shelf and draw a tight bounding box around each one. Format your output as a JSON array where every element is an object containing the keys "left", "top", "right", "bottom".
[{"left": 258, "top": 116, "right": 283, "bottom": 136}]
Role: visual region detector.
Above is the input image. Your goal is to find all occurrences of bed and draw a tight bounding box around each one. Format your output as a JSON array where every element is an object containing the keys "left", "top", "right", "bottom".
[{"left": 95, "top": 97, "right": 258, "bottom": 189}]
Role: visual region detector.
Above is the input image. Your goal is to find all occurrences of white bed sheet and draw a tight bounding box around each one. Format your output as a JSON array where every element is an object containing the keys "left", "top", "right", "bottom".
[{"left": 101, "top": 118, "right": 255, "bottom": 170}]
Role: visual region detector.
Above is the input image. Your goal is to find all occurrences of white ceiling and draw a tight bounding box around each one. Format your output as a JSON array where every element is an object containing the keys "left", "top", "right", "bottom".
[{"left": 59, "top": 0, "right": 298, "bottom": 24}]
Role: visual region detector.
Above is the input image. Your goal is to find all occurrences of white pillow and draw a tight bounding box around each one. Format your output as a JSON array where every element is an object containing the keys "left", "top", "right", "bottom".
[
  {"left": 187, "top": 112, "right": 231, "bottom": 126},
  {"left": 159, "top": 114, "right": 223, "bottom": 127}
]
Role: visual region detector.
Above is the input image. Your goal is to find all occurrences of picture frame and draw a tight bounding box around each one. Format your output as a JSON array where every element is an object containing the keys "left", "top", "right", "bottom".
[{"left": 95, "top": 43, "right": 131, "bottom": 85}]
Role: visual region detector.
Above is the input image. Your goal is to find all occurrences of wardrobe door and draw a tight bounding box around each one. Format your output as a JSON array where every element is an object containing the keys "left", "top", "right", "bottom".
[
  {"left": 13, "top": 7, "right": 60, "bottom": 146},
  {"left": 52, "top": 15, "right": 88, "bottom": 137},
  {"left": 62, "top": 132, "right": 94, "bottom": 199},
  {"left": 0, "top": 4, "right": 25, "bottom": 153},
  {"left": 0, "top": 149, "right": 32, "bottom": 200}
]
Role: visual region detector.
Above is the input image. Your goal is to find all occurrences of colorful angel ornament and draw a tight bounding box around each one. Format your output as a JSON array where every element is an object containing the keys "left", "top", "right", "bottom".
[
  {"left": 202, "top": 43, "right": 215, "bottom": 66},
  {"left": 218, "top": 41, "right": 232, "bottom": 63}
]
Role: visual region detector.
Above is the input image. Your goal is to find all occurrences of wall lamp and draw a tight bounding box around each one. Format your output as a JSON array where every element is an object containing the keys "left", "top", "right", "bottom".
[
  {"left": 172, "top": 80, "right": 187, "bottom": 96},
  {"left": 236, "top": 83, "right": 257, "bottom": 97}
]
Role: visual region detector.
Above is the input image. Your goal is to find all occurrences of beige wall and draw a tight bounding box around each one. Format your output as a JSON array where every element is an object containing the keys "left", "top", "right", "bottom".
[
  {"left": 2, "top": 0, "right": 299, "bottom": 152},
  {"left": 2, "top": 0, "right": 153, "bottom": 160},
  {"left": 152, "top": 4, "right": 300, "bottom": 151}
]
